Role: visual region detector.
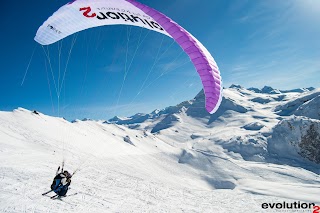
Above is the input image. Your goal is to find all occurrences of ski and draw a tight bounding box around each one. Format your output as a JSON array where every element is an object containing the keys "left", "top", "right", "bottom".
[
  {"left": 42, "top": 190, "right": 53, "bottom": 196},
  {"left": 51, "top": 195, "right": 65, "bottom": 200},
  {"left": 65, "top": 192, "right": 78, "bottom": 197},
  {"left": 51, "top": 193, "right": 78, "bottom": 200},
  {"left": 50, "top": 194, "right": 59, "bottom": 199}
]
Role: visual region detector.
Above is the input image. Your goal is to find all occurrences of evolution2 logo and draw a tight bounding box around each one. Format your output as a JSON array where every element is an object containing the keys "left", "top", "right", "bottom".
[
  {"left": 261, "top": 201, "right": 320, "bottom": 212},
  {"left": 79, "top": 6, "right": 164, "bottom": 31}
]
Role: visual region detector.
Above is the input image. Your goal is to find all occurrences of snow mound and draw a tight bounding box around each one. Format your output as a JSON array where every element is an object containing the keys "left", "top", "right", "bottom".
[
  {"left": 151, "top": 114, "right": 180, "bottom": 133},
  {"left": 273, "top": 94, "right": 286, "bottom": 101},
  {"left": 275, "top": 89, "right": 320, "bottom": 116},
  {"left": 242, "top": 122, "right": 265, "bottom": 131},
  {"left": 205, "top": 179, "right": 236, "bottom": 190},
  {"left": 190, "top": 134, "right": 202, "bottom": 139},
  {"left": 123, "top": 135, "right": 134, "bottom": 145},
  {"left": 251, "top": 97, "right": 273, "bottom": 104},
  {"left": 220, "top": 97, "right": 248, "bottom": 113},
  {"left": 219, "top": 135, "right": 267, "bottom": 161},
  {"left": 268, "top": 116, "right": 320, "bottom": 164},
  {"left": 178, "top": 149, "right": 195, "bottom": 164},
  {"left": 293, "top": 95, "right": 320, "bottom": 120}
]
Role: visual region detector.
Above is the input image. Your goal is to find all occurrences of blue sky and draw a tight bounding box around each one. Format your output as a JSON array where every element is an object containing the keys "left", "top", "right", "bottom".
[{"left": 1, "top": 0, "right": 319, "bottom": 120}]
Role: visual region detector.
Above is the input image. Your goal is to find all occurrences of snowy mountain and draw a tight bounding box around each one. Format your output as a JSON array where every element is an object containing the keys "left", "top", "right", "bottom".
[
  {"left": 109, "top": 85, "right": 320, "bottom": 173},
  {"left": 1, "top": 85, "right": 320, "bottom": 212}
]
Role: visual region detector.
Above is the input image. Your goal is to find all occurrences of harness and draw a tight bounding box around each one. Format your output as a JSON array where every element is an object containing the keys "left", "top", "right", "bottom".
[{"left": 51, "top": 173, "right": 70, "bottom": 195}]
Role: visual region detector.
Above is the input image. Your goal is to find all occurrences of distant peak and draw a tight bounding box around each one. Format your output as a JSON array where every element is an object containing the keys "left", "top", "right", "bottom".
[
  {"left": 307, "top": 87, "right": 315, "bottom": 91},
  {"left": 261, "top": 86, "right": 280, "bottom": 94},
  {"left": 229, "top": 84, "right": 243, "bottom": 89},
  {"left": 110, "top": 116, "right": 128, "bottom": 121},
  {"left": 194, "top": 89, "right": 205, "bottom": 100},
  {"left": 248, "top": 86, "right": 281, "bottom": 94},
  {"left": 82, "top": 118, "right": 92, "bottom": 121},
  {"left": 247, "top": 87, "right": 261, "bottom": 93},
  {"left": 151, "top": 109, "right": 160, "bottom": 114}
]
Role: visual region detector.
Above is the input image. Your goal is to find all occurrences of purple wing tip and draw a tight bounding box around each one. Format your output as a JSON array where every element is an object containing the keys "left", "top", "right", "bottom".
[{"left": 126, "top": 0, "right": 223, "bottom": 114}]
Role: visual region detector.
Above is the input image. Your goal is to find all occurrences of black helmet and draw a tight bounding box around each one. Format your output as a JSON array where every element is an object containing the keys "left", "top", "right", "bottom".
[{"left": 63, "top": 170, "right": 71, "bottom": 178}]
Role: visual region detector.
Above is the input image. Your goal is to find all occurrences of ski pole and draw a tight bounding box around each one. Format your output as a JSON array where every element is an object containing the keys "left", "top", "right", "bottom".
[
  {"left": 55, "top": 166, "right": 61, "bottom": 175},
  {"left": 71, "top": 168, "right": 79, "bottom": 178}
]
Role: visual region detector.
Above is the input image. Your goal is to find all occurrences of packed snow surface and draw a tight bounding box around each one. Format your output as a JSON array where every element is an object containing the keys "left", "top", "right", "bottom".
[{"left": 0, "top": 86, "right": 320, "bottom": 212}]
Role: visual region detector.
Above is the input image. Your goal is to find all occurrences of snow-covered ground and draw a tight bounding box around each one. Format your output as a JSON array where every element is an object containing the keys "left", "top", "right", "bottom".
[{"left": 0, "top": 85, "right": 320, "bottom": 212}]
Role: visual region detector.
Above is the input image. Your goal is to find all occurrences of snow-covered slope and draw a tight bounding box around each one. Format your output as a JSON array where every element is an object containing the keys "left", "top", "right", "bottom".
[
  {"left": 275, "top": 89, "right": 320, "bottom": 117},
  {"left": 1, "top": 85, "right": 320, "bottom": 212}
]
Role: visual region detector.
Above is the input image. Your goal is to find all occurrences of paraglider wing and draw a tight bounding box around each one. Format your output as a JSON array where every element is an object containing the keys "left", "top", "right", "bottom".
[
  {"left": 35, "top": 0, "right": 222, "bottom": 113},
  {"left": 35, "top": 0, "right": 170, "bottom": 45}
]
